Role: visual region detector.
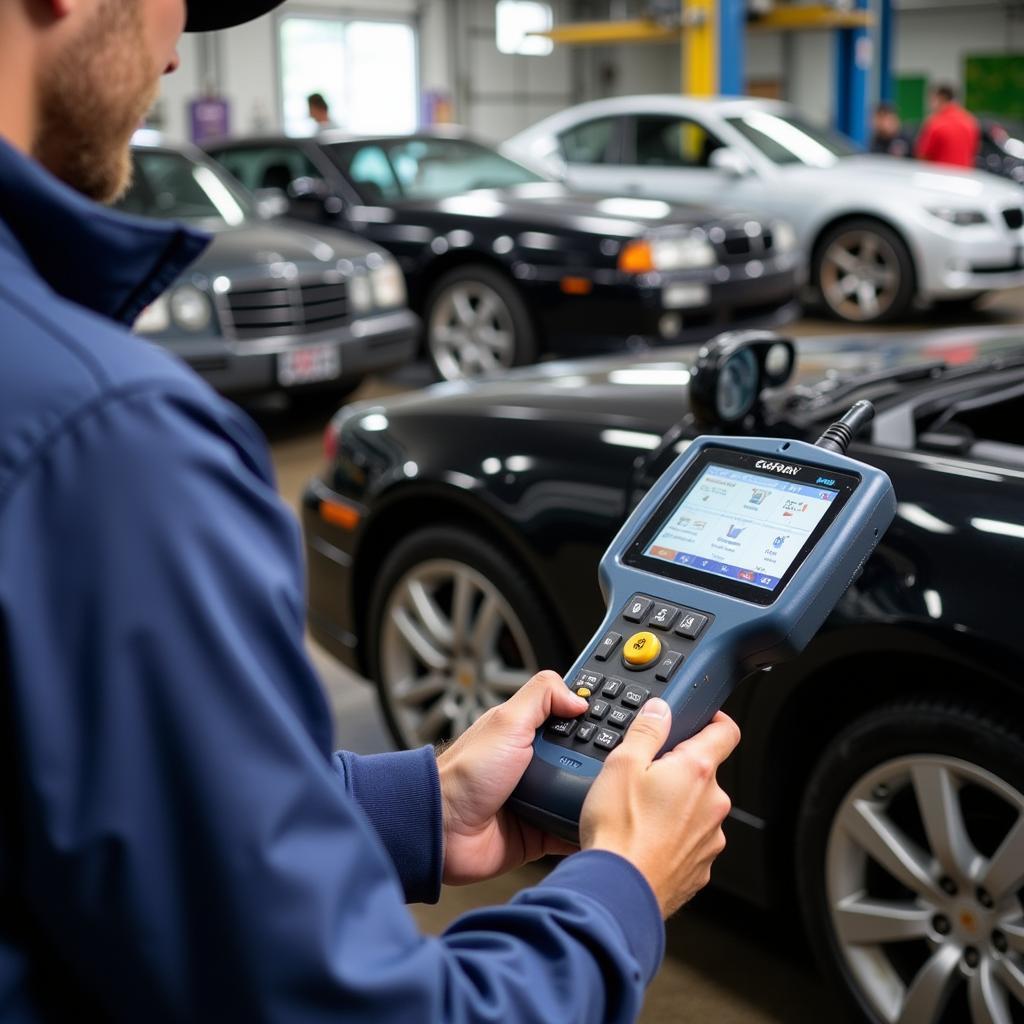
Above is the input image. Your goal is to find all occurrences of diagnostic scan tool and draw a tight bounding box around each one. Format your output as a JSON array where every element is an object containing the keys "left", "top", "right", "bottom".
[{"left": 511, "top": 380, "right": 897, "bottom": 840}]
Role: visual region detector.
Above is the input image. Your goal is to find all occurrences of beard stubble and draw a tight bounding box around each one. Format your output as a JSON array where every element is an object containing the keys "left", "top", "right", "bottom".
[{"left": 32, "top": 0, "right": 160, "bottom": 204}]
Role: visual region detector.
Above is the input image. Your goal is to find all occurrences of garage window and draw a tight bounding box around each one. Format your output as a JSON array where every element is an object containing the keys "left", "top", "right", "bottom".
[
  {"left": 279, "top": 16, "right": 418, "bottom": 136},
  {"left": 496, "top": 1, "right": 554, "bottom": 56}
]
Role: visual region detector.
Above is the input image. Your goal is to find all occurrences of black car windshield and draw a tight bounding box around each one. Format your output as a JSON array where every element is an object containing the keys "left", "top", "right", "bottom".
[
  {"left": 725, "top": 110, "right": 859, "bottom": 167},
  {"left": 117, "top": 147, "right": 253, "bottom": 225},
  {"left": 326, "top": 137, "right": 546, "bottom": 203}
]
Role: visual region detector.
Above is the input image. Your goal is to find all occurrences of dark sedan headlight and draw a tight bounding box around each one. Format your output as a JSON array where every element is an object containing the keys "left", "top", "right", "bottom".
[
  {"left": 619, "top": 233, "right": 716, "bottom": 273},
  {"left": 134, "top": 285, "right": 213, "bottom": 335},
  {"left": 350, "top": 255, "right": 407, "bottom": 317}
]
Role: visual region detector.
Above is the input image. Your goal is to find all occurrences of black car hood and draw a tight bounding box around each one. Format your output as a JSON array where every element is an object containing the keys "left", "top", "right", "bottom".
[
  {"left": 356, "top": 326, "right": 1024, "bottom": 431},
  {"left": 190, "top": 219, "right": 379, "bottom": 277},
  {"left": 393, "top": 182, "right": 748, "bottom": 236}
]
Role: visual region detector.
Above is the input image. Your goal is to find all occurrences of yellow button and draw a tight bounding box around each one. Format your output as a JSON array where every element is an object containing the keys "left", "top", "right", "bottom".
[
  {"left": 623, "top": 631, "right": 661, "bottom": 667},
  {"left": 575, "top": 687, "right": 592, "bottom": 699}
]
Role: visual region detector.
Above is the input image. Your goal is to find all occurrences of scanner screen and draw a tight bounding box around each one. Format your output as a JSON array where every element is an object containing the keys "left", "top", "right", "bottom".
[{"left": 644, "top": 463, "right": 839, "bottom": 591}]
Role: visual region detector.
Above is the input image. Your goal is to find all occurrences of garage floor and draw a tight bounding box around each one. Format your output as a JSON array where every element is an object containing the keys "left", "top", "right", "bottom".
[{"left": 265, "top": 292, "right": 1024, "bottom": 1023}]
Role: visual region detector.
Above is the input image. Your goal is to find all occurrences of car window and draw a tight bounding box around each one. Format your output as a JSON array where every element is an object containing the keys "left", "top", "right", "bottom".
[
  {"left": 628, "top": 115, "right": 725, "bottom": 169},
  {"left": 208, "top": 144, "right": 320, "bottom": 192},
  {"left": 117, "top": 149, "right": 251, "bottom": 225},
  {"left": 345, "top": 146, "right": 403, "bottom": 203},
  {"left": 326, "top": 137, "right": 545, "bottom": 201},
  {"left": 558, "top": 117, "right": 617, "bottom": 165},
  {"left": 724, "top": 112, "right": 858, "bottom": 166}
]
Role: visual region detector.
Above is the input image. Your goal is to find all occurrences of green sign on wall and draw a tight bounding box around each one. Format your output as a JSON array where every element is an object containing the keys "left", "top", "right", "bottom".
[{"left": 965, "top": 54, "right": 1024, "bottom": 119}]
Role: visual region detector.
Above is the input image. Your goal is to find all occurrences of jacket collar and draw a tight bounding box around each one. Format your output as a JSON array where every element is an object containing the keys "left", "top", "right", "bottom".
[{"left": 0, "top": 136, "right": 209, "bottom": 326}]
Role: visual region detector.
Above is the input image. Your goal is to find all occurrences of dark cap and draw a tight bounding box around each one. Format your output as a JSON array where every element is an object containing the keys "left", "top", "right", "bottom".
[{"left": 186, "top": 1, "right": 286, "bottom": 32}]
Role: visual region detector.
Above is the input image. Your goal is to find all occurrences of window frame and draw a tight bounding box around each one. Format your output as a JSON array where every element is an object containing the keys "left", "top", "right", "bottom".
[
  {"left": 619, "top": 113, "right": 728, "bottom": 170},
  {"left": 557, "top": 115, "right": 627, "bottom": 166}
]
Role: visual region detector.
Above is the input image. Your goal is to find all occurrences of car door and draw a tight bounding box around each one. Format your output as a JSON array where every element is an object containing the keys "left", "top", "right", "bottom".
[{"left": 553, "top": 115, "right": 632, "bottom": 194}]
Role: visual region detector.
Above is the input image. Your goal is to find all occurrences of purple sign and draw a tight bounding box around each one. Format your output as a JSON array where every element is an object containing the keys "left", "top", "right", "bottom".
[{"left": 189, "top": 97, "right": 230, "bottom": 144}]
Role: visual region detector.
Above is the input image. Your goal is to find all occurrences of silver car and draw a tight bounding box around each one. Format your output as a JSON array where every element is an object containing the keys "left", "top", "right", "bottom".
[{"left": 506, "top": 96, "right": 1024, "bottom": 324}]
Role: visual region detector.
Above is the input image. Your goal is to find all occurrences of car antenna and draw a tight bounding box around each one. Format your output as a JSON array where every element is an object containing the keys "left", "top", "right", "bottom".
[{"left": 815, "top": 400, "right": 875, "bottom": 455}]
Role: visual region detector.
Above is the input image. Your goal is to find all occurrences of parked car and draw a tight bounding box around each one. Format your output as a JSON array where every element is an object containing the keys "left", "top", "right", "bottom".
[
  {"left": 302, "top": 326, "right": 1024, "bottom": 1024},
  {"left": 203, "top": 130, "right": 801, "bottom": 381},
  {"left": 505, "top": 96, "right": 1024, "bottom": 324},
  {"left": 119, "top": 132, "right": 418, "bottom": 400}
]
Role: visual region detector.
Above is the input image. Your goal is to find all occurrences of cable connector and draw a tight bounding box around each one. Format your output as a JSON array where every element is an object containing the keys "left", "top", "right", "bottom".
[{"left": 815, "top": 400, "right": 875, "bottom": 455}]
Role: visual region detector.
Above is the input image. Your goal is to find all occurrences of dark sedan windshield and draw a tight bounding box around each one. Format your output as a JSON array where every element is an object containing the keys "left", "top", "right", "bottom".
[
  {"left": 726, "top": 111, "right": 859, "bottom": 167},
  {"left": 117, "top": 148, "right": 253, "bottom": 225},
  {"left": 326, "top": 137, "right": 546, "bottom": 203}
]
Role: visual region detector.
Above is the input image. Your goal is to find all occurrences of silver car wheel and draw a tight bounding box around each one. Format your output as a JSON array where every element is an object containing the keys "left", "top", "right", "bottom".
[
  {"left": 380, "top": 558, "right": 537, "bottom": 746},
  {"left": 820, "top": 229, "right": 901, "bottom": 322},
  {"left": 827, "top": 754, "right": 1024, "bottom": 1024},
  {"left": 428, "top": 280, "right": 517, "bottom": 381}
]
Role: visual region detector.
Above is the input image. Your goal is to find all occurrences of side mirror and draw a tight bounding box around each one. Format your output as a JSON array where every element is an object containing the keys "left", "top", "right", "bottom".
[
  {"left": 253, "top": 187, "right": 290, "bottom": 220},
  {"left": 689, "top": 330, "right": 796, "bottom": 429},
  {"left": 709, "top": 147, "right": 753, "bottom": 178},
  {"left": 287, "top": 175, "right": 330, "bottom": 201}
]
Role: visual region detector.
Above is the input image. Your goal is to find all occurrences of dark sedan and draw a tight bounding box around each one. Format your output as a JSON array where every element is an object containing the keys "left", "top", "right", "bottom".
[
  {"left": 205, "top": 131, "right": 801, "bottom": 381},
  {"left": 302, "top": 326, "right": 1024, "bottom": 1024},
  {"left": 120, "top": 132, "right": 419, "bottom": 400}
]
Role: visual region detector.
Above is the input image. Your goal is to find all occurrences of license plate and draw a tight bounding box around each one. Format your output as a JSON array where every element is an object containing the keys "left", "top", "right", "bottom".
[{"left": 278, "top": 344, "right": 340, "bottom": 386}]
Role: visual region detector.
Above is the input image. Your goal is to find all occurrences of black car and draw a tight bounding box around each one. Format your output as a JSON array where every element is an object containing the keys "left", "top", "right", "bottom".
[
  {"left": 302, "top": 327, "right": 1024, "bottom": 1024},
  {"left": 204, "top": 131, "right": 801, "bottom": 381},
  {"left": 120, "top": 133, "right": 418, "bottom": 400}
]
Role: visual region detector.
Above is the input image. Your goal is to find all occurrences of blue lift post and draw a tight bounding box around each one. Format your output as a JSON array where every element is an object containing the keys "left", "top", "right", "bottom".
[
  {"left": 718, "top": 0, "right": 746, "bottom": 96},
  {"left": 835, "top": 0, "right": 871, "bottom": 146},
  {"left": 877, "top": 0, "right": 895, "bottom": 105}
]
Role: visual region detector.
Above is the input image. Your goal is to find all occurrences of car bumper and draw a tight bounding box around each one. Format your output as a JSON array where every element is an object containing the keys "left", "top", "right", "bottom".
[
  {"left": 301, "top": 479, "right": 364, "bottom": 672},
  {"left": 911, "top": 219, "right": 1024, "bottom": 298},
  {"left": 525, "top": 255, "right": 802, "bottom": 354},
  {"left": 155, "top": 309, "right": 420, "bottom": 396}
]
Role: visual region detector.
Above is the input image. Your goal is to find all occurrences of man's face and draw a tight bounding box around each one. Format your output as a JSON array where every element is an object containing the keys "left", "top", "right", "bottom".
[{"left": 33, "top": 0, "right": 186, "bottom": 204}]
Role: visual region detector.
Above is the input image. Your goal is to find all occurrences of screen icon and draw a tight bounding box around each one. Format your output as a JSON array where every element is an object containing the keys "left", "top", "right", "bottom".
[
  {"left": 750, "top": 489, "right": 768, "bottom": 506},
  {"left": 772, "top": 535, "right": 787, "bottom": 549},
  {"left": 739, "top": 570, "right": 755, "bottom": 582},
  {"left": 726, "top": 524, "right": 745, "bottom": 539}
]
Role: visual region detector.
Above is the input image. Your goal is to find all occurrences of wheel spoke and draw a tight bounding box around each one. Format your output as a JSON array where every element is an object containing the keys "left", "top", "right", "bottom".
[
  {"left": 912, "top": 762, "right": 980, "bottom": 883},
  {"left": 996, "top": 957, "right": 1024, "bottom": 1005},
  {"left": 406, "top": 580, "right": 454, "bottom": 651},
  {"left": 845, "top": 798, "right": 942, "bottom": 900},
  {"left": 857, "top": 280, "right": 880, "bottom": 317},
  {"left": 828, "top": 246, "right": 861, "bottom": 275},
  {"left": 480, "top": 664, "right": 527, "bottom": 696},
  {"left": 417, "top": 700, "right": 452, "bottom": 744},
  {"left": 395, "top": 674, "right": 450, "bottom": 708},
  {"left": 470, "top": 594, "right": 503, "bottom": 657},
  {"left": 450, "top": 572, "right": 475, "bottom": 650},
  {"left": 391, "top": 607, "right": 450, "bottom": 672},
  {"left": 897, "top": 944, "right": 961, "bottom": 1024},
  {"left": 834, "top": 894, "right": 933, "bottom": 946},
  {"left": 452, "top": 289, "right": 475, "bottom": 327},
  {"left": 859, "top": 234, "right": 880, "bottom": 264},
  {"left": 475, "top": 293, "right": 498, "bottom": 326},
  {"left": 980, "top": 813, "right": 1024, "bottom": 902},
  {"left": 968, "top": 959, "right": 1012, "bottom": 1024},
  {"left": 1000, "top": 918, "right": 1024, "bottom": 954}
]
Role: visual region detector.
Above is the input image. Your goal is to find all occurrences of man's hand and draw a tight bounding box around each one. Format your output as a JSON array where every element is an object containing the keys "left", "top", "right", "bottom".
[
  {"left": 437, "top": 671, "right": 585, "bottom": 885},
  {"left": 581, "top": 700, "right": 740, "bottom": 919}
]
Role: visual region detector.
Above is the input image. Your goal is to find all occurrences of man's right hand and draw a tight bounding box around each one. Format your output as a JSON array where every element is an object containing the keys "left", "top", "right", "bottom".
[{"left": 579, "top": 700, "right": 740, "bottom": 918}]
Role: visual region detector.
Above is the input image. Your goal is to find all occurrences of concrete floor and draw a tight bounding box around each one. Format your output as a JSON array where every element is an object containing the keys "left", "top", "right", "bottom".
[{"left": 262, "top": 292, "right": 1024, "bottom": 1023}]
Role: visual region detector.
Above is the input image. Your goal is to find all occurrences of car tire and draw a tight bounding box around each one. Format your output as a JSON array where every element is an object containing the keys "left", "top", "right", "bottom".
[
  {"left": 423, "top": 265, "right": 538, "bottom": 382},
  {"left": 813, "top": 219, "right": 916, "bottom": 323},
  {"left": 367, "top": 525, "right": 567, "bottom": 749},
  {"left": 796, "top": 700, "right": 1024, "bottom": 1024}
]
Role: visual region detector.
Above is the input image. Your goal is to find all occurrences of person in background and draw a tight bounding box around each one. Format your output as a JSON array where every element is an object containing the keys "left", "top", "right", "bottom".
[
  {"left": 915, "top": 83, "right": 980, "bottom": 168},
  {"left": 308, "top": 91, "right": 338, "bottom": 130},
  {"left": 870, "top": 102, "right": 912, "bottom": 158}
]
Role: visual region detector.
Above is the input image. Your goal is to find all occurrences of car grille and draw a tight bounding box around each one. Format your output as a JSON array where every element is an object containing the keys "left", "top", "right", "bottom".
[
  {"left": 1003, "top": 208, "right": 1023, "bottom": 230},
  {"left": 219, "top": 276, "right": 350, "bottom": 339},
  {"left": 710, "top": 225, "right": 775, "bottom": 263}
]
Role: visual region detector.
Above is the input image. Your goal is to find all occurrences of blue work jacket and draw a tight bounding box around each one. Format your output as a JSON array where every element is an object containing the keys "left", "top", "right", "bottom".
[{"left": 0, "top": 138, "right": 663, "bottom": 1022}]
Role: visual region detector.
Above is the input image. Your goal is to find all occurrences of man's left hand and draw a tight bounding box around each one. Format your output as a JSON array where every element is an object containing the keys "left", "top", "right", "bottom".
[{"left": 437, "top": 671, "right": 586, "bottom": 885}]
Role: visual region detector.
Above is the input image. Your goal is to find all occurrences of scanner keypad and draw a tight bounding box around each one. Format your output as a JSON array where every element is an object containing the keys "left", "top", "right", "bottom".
[{"left": 544, "top": 593, "right": 715, "bottom": 762}]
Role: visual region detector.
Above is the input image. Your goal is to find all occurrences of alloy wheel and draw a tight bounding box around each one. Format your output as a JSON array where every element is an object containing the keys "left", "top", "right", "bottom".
[
  {"left": 428, "top": 280, "right": 517, "bottom": 381},
  {"left": 379, "top": 559, "right": 537, "bottom": 745},
  {"left": 826, "top": 754, "right": 1024, "bottom": 1024},
  {"left": 820, "top": 229, "right": 902, "bottom": 322}
]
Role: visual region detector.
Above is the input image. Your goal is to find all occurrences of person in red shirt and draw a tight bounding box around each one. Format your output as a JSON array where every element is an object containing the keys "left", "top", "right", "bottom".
[{"left": 915, "top": 83, "right": 981, "bottom": 168}]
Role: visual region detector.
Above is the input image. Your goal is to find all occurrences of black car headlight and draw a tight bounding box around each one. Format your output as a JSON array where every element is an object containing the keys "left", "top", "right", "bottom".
[{"left": 169, "top": 285, "right": 213, "bottom": 331}]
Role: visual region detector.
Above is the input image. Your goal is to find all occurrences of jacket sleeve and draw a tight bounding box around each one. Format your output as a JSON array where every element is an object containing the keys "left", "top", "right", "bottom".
[
  {"left": 0, "top": 381, "right": 663, "bottom": 1024},
  {"left": 915, "top": 118, "right": 938, "bottom": 160}
]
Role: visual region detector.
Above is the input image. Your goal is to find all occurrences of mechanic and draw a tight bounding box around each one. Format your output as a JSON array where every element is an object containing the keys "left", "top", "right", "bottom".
[{"left": 0, "top": 1, "right": 740, "bottom": 1021}]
